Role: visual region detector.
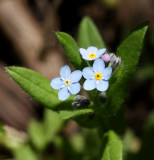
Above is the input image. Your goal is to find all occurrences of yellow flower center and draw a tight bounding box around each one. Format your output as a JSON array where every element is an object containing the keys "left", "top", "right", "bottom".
[
  {"left": 64, "top": 79, "right": 71, "bottom": 87},
  {"left": 89, "top": 53, "right": 96, "bottom": 58},
  {"left": 95, "top": 73, "right": 102, "bottom": 80}
]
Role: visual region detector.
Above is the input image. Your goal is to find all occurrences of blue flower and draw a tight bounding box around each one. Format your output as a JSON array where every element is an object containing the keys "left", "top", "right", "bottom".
[
  {"left": 79, "top": 46, "right": 106, "bottom": 61},
  {"left": 82, "top": 59, "right": 112, "bottom": 91},
  {"left": 50, "top": 65, "right": 82, "bottom": 101}
]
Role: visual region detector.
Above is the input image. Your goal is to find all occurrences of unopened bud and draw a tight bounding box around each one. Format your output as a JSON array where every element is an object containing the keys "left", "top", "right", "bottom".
[
  {"left": 102, "top": 53, "right": 110, "bottom": 63},
  {"left": 108, "top": 52, "right": 121, "bottom": 68},
  {"left": 73, "top": 95, "right": 91, "bottom": 109},
  {"left": 109, "top": 53, "right": 116, "bottom": 61},
  {"left": 111, "top": 57, "right": 121, "bottom": 68},
  {"left": 99, "top": 92, "right": 107, "bottom": 103}
]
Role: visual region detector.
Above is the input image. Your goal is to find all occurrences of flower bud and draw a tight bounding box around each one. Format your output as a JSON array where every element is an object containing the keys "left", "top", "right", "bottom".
[
  {"left": 73, "top": 95, "right": 91, "bottom": 109},
  {"left": 99, "top": 92, "right": 107, "bottom": 103},
  {"left": 108, "top": 53, "right": 121, "bottom": 69},
  {"left": 111, "top": 57, "right": 121, "bottom": 68},
  {"left": 102, "top": 53, "right": 110, "bottom": 63}
]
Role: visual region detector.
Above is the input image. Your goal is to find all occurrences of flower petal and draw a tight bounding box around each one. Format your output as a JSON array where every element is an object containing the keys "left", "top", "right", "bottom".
[
  {"left": 60, "top": 65, "right": 71, "bottom": 79},
  {"left": 82, "top": 67, "right": 95, "bottom": 79},
  {"left": 93, "top": 58, "right": 105, "bottom": 73},
  {"left": 82, "top": 55, "right": 96, "bottom": 61},
  {"left": 70, "top": 70, "right": 82, "bottom": 83},
  {"left": 96, "top": 80, "right": 109, "bottom": 91},
  {"left": 69, "top": 83, "right": 81, "bottom": 95},
  {"left": 58, "top": 87, "right": 70, "bottom": 101},
  {"left": 83, "top": 79, "right": 96, "bottom": 90},
  {"left": 103, "top": 67, "right": 112, "bottom": 80},
  {"left": 87, "top": 46, "right": 98, "bottom": 53},
  {"left": 97, "top": 48, "right": 106, "bottom": 56},
  {"left": 79, "top": 48, "right": 87, "bottom": 56},
  {"left": 50, "top": 77, "right": 63, "bottom": 89}
]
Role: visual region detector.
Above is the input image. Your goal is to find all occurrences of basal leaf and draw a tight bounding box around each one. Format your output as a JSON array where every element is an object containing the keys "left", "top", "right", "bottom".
[
  {"left": 28, "top": 121, "right": 47, "bottom": 151},
  {"left": 101, "top": 130, "right": 123, "bottom": 160},
  {"left": 14, "top": 144, "right": 37, "bottom": 160},
  {"left": 60, "top": 109, "right": 94, "bottom": 119},
  {"left": 6, "top": 66, "right": 73, "bottom": 110},
  {"left": 103, "top": 22, "right": 148, "bottom": 115},
  {"left": 43, "top": 109, "right": 64, "bottom": 142},
  {"left": 28, "top": 109, "right": 64, "bottom": 151},
  {"left": 56, "top": 32, "right": 84, "bottom": 70},
  {"left": 78, "top": 16, "right": 106, "bottom": 49}
]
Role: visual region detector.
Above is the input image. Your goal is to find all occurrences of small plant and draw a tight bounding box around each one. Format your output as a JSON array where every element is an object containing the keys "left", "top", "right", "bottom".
[{"left": 2, "top": 17, "right": 148, "bottom": 160}]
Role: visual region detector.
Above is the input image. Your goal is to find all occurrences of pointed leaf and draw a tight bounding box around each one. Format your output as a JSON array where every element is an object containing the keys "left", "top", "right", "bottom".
[
  {"left": 103, "top": 22, "right": 148, "bottom": 115},
  {"left": 60, "top": 109, "right": 94, "bottom": 119},
  {"left": 56, "top": 32, "right": 84, "bottom": 70},
  {"left": 28, "top": 121, "right": 47, "bottom": 151},
  {"left": 6, "top": 66, "right": 73, "bottom": 110},
  {"left": 14, "top": 145, "right": 37, "bottom": 160},
  {"left": 43, "top": 109, "right": 64, "bottom": 142},
  {"left": 101, "top": 130, "right": 123, "bottom": 160},
  {"left": 78, "top": 16, "right": 106, "bottom": 49}
]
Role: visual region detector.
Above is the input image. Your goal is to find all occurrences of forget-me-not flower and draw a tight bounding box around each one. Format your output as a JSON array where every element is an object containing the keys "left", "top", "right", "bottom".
[
  {"left": 50, "top": 65, "right": 82, "bottom": 101},
  {"left": 82, "top": 59, "right": 112, "bottom": 91},
  {"left": 79, "top": 46, "right": 106, "bottom": 61}
]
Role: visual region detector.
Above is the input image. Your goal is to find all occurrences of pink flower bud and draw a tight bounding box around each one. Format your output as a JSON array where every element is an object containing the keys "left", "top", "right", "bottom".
[{"left": 102, "top": 53, "right": 110, "bottom": 63}]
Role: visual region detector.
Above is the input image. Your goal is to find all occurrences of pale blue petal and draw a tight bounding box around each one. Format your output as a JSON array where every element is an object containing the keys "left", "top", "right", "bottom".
[
  {"left": 60, "top": 65, "right": 71, "bottom": 79},
  {"left": 79, "top": 48, "right": 87, "bottom": 56},
  {"left": 50, "top": 77, "right": 63, "bottom": 89},
  {"left": 87, "top": 46, "right": 98, "bottom": 53},
  {"left": 83, "top": 79, "right": 96, "bottom": 91},
  {"left": 93, "top": 59, "right": 105, "bottom": 73},
  {"left": 70, "top": 70, "right": 82, "bottom": 83},
  {"left": 82, "top": 55, "right": 96, "bottom": 61},
  {"left": 103, "top": 67, "right": 112, "bottom": 80},
  {"left": 69, "top": 83, "right": 80, "bottom": 95},
  {"left": 96, "top": 80, "right": 109, "bottom": 91},
  {"left": 82, "top": 67, "right": 95, "bottom": 79},
  {"left": 58, "top": 87, "right": 70, "bottom": 101},
  {"left": 97, "top": 48, "right": 106, "bottom": 56}
]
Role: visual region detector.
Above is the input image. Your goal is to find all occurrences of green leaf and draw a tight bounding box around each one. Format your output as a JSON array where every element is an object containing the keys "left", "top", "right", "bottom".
[
  {"left": 101, "top": 130, "right": 123, "bottom": 160},
  {"left": 0, "top": 123, "right": 5, "bottom": 139},
  {"left": 28, "top": 121, "right": 47, "bottom": 151},
  {"left": 28, "top": 109, "right": 64, "bottom": 151},
  {"left": 43, "top": 109, "right": 64, "bottom": 142},
  {"left": 78, "top": 16, "right": 106, "bottom": 49},
  {"left": 14, "top": 144, "right": 37, "bottom": 160},
  {"left": 60, "top": 109, "right": 94, "bottom": 119},
  {"left": 103, "top": 22, "right": 148, "bottom": 115},
  {"left": 6, "top": 66, "right": 73, "bottom": 110},
  {"left": 56, "top": 32, "right": 84, "bottom": 70}
]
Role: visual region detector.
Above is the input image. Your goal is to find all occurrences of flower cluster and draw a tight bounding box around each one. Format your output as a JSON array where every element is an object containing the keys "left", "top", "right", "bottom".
[{"left": 51, "top": 46, "right": 120, "bottom": 101}]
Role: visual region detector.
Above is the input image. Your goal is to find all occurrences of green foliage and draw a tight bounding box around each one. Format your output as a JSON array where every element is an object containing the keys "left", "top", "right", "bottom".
[
  {"left": 6, "top": 66, "right": 73, "bottom": 110},
  {"left": 28, "top": 109, "right": 64, "bottom": 151},
  {"left": 60, "top": 109, "right": 94, "bottom": 119},
  {"left": 5, "top": 17, "right": 149, "bottom": 160},
  {"left": 101, "top": 130, "right": 123, "bottom": 160},
  {"left": 78, "top": 16, "right": 106, "bottom": 49},
  {"left": 103, "top": 22, "right": 148, "bottom": 115},
  {"left": 56, "top": 32, "right": 84, "bottom": 70},
  {"left": 0, "top": 123, "right": 5, "bottom": 139},
  {"left": 14, "top": 145, "right": 37, "bottom": 160}
]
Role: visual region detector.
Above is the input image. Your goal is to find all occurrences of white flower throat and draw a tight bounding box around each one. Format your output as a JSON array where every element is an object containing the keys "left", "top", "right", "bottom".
[{"left": 64, "top": 78, "right": 71, "bottom": 87}]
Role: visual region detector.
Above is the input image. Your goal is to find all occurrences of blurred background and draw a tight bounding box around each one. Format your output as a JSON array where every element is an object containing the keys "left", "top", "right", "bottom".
[{"left": 0, "top": 0, "right": 154, "bottom": 159}]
